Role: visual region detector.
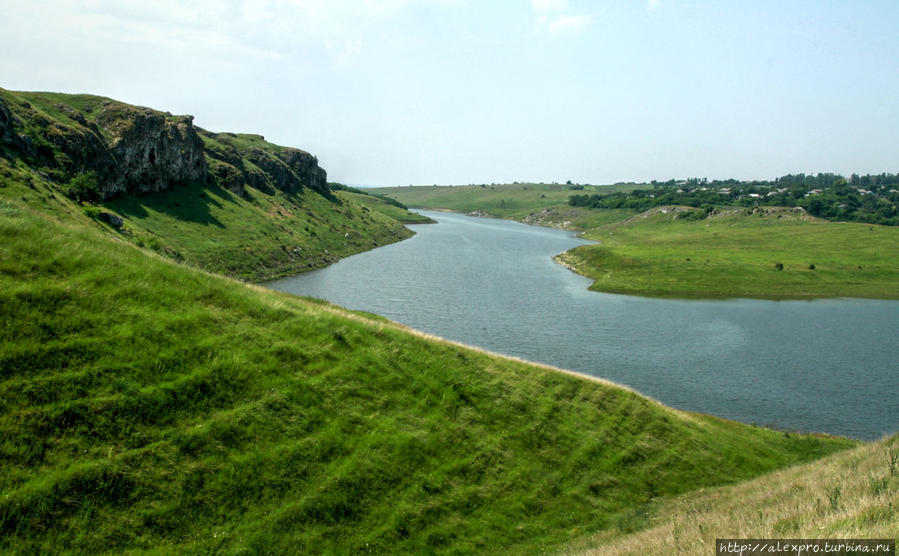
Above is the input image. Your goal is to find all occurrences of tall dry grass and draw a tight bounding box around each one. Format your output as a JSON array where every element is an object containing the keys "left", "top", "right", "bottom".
[{"left": 570, "top": 435, "right": 899, "bottom": 555}]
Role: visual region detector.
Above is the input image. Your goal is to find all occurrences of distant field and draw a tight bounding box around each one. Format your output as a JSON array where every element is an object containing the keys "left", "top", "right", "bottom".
[
  {"left": 558, "top": 207, "right": 899, "bottom": 299},
  {"left": 373, "top": 183, "right": 641, "bottom": 224}
]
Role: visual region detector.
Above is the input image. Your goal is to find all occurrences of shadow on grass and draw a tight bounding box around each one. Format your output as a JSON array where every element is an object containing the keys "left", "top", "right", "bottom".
[{"left": 105, "top": 181, "right": 238, "bottom": 228}]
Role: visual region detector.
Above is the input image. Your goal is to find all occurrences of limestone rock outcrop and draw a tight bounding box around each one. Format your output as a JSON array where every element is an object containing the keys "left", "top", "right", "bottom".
[
  {"left": 0, "top": 89, "right": 330, "bottom": 201},
  {"left": 201, "top": 132, "right": 328, "bottom": 199},
  {"left": 98, "top": 110, "right": 207, "bottom": 196}
]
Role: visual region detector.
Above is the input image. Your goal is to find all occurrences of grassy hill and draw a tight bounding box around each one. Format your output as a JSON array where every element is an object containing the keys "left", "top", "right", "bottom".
[
  {"left": 558, "top": 206, "right": 899, "bottom": 299},
  {"left": 99, "top": 180, "right": 417, "bottom": 282},
  {"left": 0, "top": 88, "right": 425, "bottom": 282},
  {"left": 0, "top": 160, "right": 856, "bottom": 553}
]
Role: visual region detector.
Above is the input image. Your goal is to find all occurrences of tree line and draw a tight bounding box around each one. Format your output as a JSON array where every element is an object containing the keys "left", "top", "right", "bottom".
[{"left": 569, "top": 173, "right": 899, "bottom": 225}]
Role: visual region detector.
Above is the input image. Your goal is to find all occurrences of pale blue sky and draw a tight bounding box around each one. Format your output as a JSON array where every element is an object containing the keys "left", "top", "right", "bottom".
[{"left": 2, "top": 0, "right": 897, "bottom": 185}]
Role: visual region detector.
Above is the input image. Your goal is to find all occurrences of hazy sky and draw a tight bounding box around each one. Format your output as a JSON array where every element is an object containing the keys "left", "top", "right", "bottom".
[{"left": 2, "top": 1, "right": 897, "bottom": 185}]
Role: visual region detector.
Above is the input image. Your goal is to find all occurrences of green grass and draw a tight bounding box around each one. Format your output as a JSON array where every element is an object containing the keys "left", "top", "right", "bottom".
[
  {"left": 1, "top": 90, "right": 112, "bottom": 122},
  {"left": 557, "top": 206, "right": 899, "bottom": 299},
  {"left": 203, "top": 131, "right": 287, "bottom": 153},
  {"left": 1, "top": 89, "right": 166, "bottom": 144},
  {"left": 2, "top": 162, "right": 413, "bottom": 284},
  {"left": 0, "top": 181, "right": 855, "bottom": 554},
  {"left": 101, "top": 179, "right": 413, "bottom": 282},
  {"left": 568, "top": 434, "right": 899, "bottom": 554},
  {"left": 337, "top": 190, "right": 435, "bottom": 224},
  {"left": 522, "top": 205, "right": 637, "bottom": 229},
  {"left": 374, "top": 183, "right": 640, "bottom": 224}
]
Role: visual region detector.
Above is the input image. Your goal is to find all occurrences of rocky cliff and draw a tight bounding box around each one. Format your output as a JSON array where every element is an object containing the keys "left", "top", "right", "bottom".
[
  {"left": 97, "top": 108, "right": 206, "bottom": 196},
  {"left": 0, "top": 89, "right": 328, "bottom": 200},
  {"left": 201, "top": 130, "right": 328, "bottom": 198}
]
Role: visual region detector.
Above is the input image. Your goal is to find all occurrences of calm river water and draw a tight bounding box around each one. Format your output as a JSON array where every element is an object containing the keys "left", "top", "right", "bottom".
[{"left": 268, "top": 210, "right": 898, "bottom": 440}]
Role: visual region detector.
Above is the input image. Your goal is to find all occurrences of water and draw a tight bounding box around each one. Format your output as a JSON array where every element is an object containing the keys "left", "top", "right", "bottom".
[{"left": 268, "top": 210, "right": 899, "bottom": 440}]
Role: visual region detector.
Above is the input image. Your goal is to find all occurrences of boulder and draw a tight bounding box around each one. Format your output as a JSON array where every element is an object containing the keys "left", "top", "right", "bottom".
[{"left": 98, "top": 211, "right": 124, "bottom": 229}]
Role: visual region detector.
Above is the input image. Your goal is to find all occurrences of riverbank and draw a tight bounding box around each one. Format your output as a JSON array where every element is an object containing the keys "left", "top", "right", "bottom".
[
  {"left": 374, "top": 185, "right": 899, "bottom": 299},
  {"left": 0, "top": 89, "right": 429, "bottom": 284},
  {"left": 564, "top": 207, "right": 899, "bottom": 299},
  {"left": 98, "top": 180, "right": 419, "bottom": 283},
  {"left": 268, "top": 209, "right": 899, "bottom": 440}
]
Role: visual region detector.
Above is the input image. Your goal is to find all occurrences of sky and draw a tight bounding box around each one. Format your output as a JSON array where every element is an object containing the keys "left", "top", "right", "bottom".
[{"left": 2, "top": 0, "right": 898, "bottom": 186}]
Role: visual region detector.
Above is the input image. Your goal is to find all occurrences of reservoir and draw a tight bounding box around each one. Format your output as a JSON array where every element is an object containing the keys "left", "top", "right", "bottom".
[{"left": 269, "top": 210, "right": 898, "bottom": 440}]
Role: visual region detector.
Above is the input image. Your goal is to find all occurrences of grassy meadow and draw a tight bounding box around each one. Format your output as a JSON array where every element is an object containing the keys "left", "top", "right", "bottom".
[
  {"left": 559, "top": 207, "right": 899, "bottom": 299},
  {"left": 0, "top": 171, "right": 858, "bottom": 553},
  {"left": 1, "top": 91, "right": 894, "bottom": 552},
  {"left": 0, "top": 158, "right": 422, "bottom": 284}
]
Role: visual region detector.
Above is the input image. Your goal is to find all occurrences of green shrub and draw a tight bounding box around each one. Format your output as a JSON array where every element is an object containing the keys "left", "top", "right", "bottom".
[{"left": 64, "top": 171, "right": 101, "bottom": 203}]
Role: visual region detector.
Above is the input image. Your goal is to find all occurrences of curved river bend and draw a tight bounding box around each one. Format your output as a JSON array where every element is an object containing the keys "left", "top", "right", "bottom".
[{"left": 269, "top": 210, "right": 899, "bottom": 440}]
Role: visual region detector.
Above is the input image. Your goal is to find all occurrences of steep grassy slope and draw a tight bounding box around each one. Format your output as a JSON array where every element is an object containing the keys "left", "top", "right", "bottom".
[
  {"left": 337, "top": 188, "right": 435, "bottom": 224},
  {"left": 0, "top": 185, "right": 854, "bottom": 553},
  {"left": 101, "top": 180, "right": 413, "bottom": 282},
  {"left": 569, "top": 434, "right": 899, "bottom": 554},
  {"left": 557, "top": 207, "right": 899, "bottom": 299},
  {"left": 0, "top": 89, "right": 416, "bottom": 281}
]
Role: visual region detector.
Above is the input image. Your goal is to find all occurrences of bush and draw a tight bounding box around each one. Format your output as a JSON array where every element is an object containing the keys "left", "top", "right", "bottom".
[
  {"left": 678, "top": 208, "right": 708, "bottom": 221},
  {"left": 64, "top": 171, "right": 101, "bottom": 203}
]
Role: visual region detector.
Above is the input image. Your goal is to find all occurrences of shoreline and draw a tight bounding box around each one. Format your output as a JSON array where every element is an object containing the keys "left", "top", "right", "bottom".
[{"left": 417, "top": 208, "right": 899, "bottom": 300}]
